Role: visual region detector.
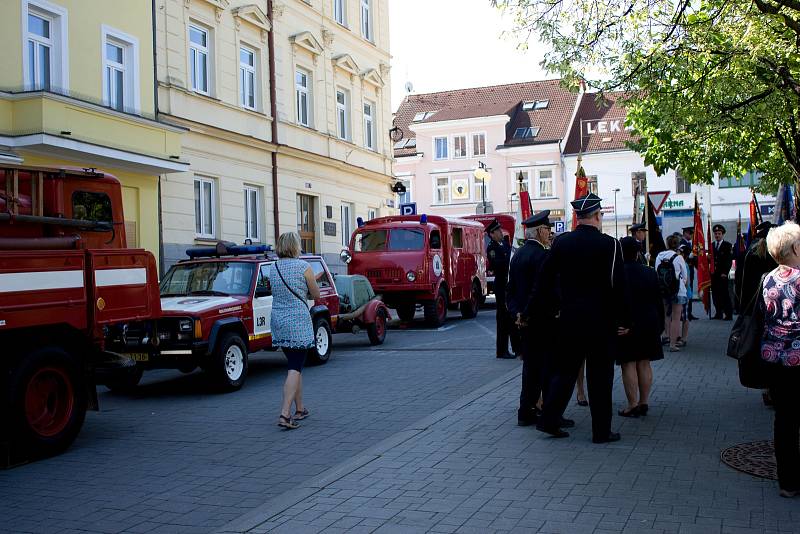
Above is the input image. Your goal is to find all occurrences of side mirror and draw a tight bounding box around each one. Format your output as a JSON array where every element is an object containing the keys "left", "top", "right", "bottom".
[
  {"left": 255, "top": 286, "right": 271, "bottom": 298},
  {"left": 340, "top": 249, "right": 352, "bottom": 264}
]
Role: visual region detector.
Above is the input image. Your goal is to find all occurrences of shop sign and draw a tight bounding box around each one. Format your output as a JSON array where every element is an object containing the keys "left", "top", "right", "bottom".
[{"left": 584, "top": 119, "right": 634, "bottom": 135}]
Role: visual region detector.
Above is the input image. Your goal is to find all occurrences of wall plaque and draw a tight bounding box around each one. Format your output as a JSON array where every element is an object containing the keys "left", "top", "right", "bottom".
[{"left": 324, "top": 221, "right": 337, "bottom": 236}]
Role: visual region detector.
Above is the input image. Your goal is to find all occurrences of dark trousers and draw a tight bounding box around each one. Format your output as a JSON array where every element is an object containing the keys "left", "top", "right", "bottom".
[
  {"left": 711, "top": 275, "right": 732, "bottom": 318},
  {"left": 770, "top": 368, "right": 800, "bottom": 491},
  {"left": 519, "top": 327, "right": 545, "bottom": 415},
  {"left": 495, "top": 291, "right": 514, "bottom": 356},
  {"left": 541, "top": 347, "right": 614, "bottom": 439}
]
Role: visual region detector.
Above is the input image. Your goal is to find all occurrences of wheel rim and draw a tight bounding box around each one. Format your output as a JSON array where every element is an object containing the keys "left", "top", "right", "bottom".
[
  {"left": 471, "top": 286, "right": 479, "bottom": 311},
  {"left": 316, "top": 326, "right": 329, "bottom": 355},
  {"left": 24, "top": 367, "right": 74, "bottom": 438},
  {"left": 376, "top": 314, "right": 386, "bottom": 339},
  {"left": 436, "top": 294, "right": 446, "bottom": 320},
  {"left": 224, "top": 344, "right": 245, "bottom": 381}
]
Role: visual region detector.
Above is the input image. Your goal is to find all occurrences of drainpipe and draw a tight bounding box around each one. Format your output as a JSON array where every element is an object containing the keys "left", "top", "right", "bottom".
[
  {"left": 152, "top": 0, "right": 165, "bottom": 275},
  {"left": 267, "top": 0, "right": 280, "bottom": 244}
]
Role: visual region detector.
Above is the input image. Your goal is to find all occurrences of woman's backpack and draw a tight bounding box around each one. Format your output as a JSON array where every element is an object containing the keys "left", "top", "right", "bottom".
[{"left": 656, "top": 253, "right": 680, "bottom": 299}]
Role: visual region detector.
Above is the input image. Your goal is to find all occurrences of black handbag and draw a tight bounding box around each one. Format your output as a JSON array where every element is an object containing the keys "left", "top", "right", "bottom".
[{"left": 726, "top": 273, "right": 774, "bottom": 389}]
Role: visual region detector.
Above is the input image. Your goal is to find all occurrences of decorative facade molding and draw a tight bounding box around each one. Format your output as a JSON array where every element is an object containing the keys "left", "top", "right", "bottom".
[
  {"left": 184, "top": 0, "right": 229, "bottom": 21},
  {"left": 378, "top": 62, "right": 390, "bottom": 78},
  {"left": 233, "top": 4, "right": 271, "bottom": 42},
  {"left": 272, "top": 0, "right": 285, "bottom": 18},
  {"left": 332, "top": 54, "right": 360, "bottom": 79},
  {"left": 321, "top": 28, "right": 335, "bottom": 48},
  {"left": 290, "top": 31, "right": 324, "bottom": 63},
  {"left": 361, "top": 68, "right": 384, "bottom": 88}
]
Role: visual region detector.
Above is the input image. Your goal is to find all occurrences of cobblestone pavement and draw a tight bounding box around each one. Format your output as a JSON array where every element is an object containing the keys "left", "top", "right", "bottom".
[
  {"left": 0, "top": 309, "right": 517, "bottom": 534},
  {"left": 215, "top": 318, "right": 800, "bottom": 534}
]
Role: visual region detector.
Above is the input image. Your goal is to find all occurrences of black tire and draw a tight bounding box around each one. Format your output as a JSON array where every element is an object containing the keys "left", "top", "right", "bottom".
[
  {"left": 307, "top": 316, "right": 333, "bottom": 365},
  {"left": 5, "top": 346, "right": 87, "bottom": 458},
  {"left": 104, "top": 367, "right": 144, "bottom": 393},
  {"left": 424, "top": 286, "right": 448, "bottom": 327},
  {"left": 460, "top": 281, "right": 481, "bottom": 319},
  {"left": 208, "top": 332, "right": 248, "bottom": 391},
  {"left": 367, "top": 308, "right": 388, "bottom": 345},
  {"left": 396, "top": 303, "right": 416, "bottom": 322}
]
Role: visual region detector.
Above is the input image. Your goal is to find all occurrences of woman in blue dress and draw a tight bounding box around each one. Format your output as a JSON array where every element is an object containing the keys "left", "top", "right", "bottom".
[{"left": 269, "top": 232, "right": 320, "bottom": 429}]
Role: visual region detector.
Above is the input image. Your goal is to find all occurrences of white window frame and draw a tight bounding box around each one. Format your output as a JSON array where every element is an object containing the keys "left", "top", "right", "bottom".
[
  {"left": 194, "top": 176, "right": 216, "bottom": 239},
  {"left": 434, "top": 175, "right": 450, "bottom": 205},
  {"left": 395, "top": 176, "right": 413, "bottom": 205},
  {"left": 367, "top": 207, "right": 377, "bottom": 220},
  {"left": 363, "top": 100, "right": 376, "bottom": 150},
  {"left": 244, "top": 185, "right": 260, "bottom": 242},
  {"left": 188, "top": 23, "right": 211, "bottom": 95},
  {"left": 452, "top": 134, "right": 467, "bottom": 159},
  {"left": 433, "top": 136, "right": 448, "bottom": 160},
  {"left": 101, "top": 25, "right": 140, "bottom": 113},
  {"left": 22, "top": 0, "right": 69, "bottom": 92},
  {"left": 472, "top": 175, "right": 490, "bottom": 202},
  {"left": 360, "top": 0, "right": 372, "bottom": 41},
  {"left": 513, "top": 169, "right": 531, "bottom": 195},
  {"left": 295, "top": 67, "right": 312, "bottom": 127},
  {"left": 471, "top": 132, "right": 486, "bottom": 157},
  {"left": 333, "top": 0, "right": 346, "bottom": 26},
  {"left": 341, "top": 202, "right": 354, "bottom": 246},
  {"left": 239, "top": 45, "right": 257, "bottom": 111},
  {"left": 537, "top": 168, "right": 555, "bottom": 199},
  {"left": 336, "top": 88, "right": 349, "bottom": 141}
]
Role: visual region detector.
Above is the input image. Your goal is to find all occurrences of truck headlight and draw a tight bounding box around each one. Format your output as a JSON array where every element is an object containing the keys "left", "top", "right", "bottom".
[
  {"left": 340, "top": 249, "right": 352, "bottom": 264},
  {"left": 179, "top": 319, "right": 193, "bottom": 332},
  {"left": 406, "top": 271, "right": 416, "bottom": 282}
]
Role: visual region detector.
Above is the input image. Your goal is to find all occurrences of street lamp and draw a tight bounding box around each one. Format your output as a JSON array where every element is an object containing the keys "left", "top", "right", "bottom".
[
  {"left": 613, "top": 188, "right": 621, "bottom": 238},
  {"left": 473, "top": 161, "right": 492, "bottom": 213}
]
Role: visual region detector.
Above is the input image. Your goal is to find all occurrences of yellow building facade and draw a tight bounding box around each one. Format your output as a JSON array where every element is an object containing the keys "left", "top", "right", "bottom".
[
  {"left": 0, "top": 0, "right": 187, "bottom": 264},
  {"left": 156, "top": 0, "right": 393, "bottom": 270}
]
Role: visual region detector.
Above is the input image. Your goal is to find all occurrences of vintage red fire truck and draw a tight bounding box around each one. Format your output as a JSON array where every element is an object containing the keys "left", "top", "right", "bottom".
[
  {"left": 464, "top": 214, "right": 517, "bottom": 297},
  {"left": 0, "top": 165, "right": 161, "bottom": 462},
  {"left": 341, "top": 214, "right": 487, "bottom": 327}
]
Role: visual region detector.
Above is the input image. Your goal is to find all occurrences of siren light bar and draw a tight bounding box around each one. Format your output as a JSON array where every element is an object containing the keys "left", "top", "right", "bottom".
[{"left": 186, "top": 241, "right": 272, "bottom": 259}]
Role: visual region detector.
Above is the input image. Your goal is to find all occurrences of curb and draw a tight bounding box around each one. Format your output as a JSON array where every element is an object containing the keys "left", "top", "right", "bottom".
[{"left": 214, "top": 365, "right": 522, "bottom": 533}]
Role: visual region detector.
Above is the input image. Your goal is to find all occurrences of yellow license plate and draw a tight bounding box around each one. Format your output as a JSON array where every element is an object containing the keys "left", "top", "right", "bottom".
[{"left": 125, "top": 352, "right": 149, "bottom": 362}]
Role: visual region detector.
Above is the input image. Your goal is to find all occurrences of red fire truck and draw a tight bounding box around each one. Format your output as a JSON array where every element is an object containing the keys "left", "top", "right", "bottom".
[
  {"left": 341, "top": 215, "right": 486, "bottom": 327},
  {"left": 0, "top": 165, "right": 160, "bottom": 463}
]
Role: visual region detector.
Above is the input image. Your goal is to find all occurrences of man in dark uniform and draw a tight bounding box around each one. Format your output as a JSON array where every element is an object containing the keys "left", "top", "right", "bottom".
[
  {"left": 680, "top": 226, "right": 698, "bottom": 320},
  {"left": 486, "top": 219, "right": 515, "bottom": 358},
  {"left": 629, "top": 223, "right": 648, "bottom": 264},
  {"left": 710, "top": 223, "right": 734, "bottom": 320},
  {"left": 535, "top": 193, "right": 629, "bottom": 443},
  {"left": 506, "top": 211, "right": 567, "bottom": 427}
]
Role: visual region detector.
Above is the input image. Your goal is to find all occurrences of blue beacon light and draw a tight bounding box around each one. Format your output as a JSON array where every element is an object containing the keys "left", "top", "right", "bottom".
[
  {"left": 356, "top": 216, "right": 365, "bottom": 228},
  {"left": 420, "top": 214, "right": 427, "bottom": 224}
]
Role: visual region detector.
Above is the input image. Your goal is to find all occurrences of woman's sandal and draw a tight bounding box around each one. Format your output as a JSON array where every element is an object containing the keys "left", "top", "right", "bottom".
[
  {"left": 294, "top": 408, "right": 309, "bottom": 420},
  {"left": 576, "top": 399, "right": 589, "bottom": 407},
  {"left": 636, "top": 404, "right": 649, "bottom": 416},
  {"left": 278, "top": 414, "right": 299, "bottom": 429},
  {"left": 618, "top": 406, "right": 639, "bottom": 418}
]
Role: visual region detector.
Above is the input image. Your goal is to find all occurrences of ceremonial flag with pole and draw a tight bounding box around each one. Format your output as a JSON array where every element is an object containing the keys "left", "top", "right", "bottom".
[
  {"left": 571, "top": 155, "right": 589, "bottom": 230},
  {"left": 693, "top": 194, "right": 712, "bottom": 314},
  {"left": 748, "top": 192, "right": 761, "bottom": 241},
  {"left": 734, "top": 212, "right": 747, "bottom": 263},
  {"left": 646, "top": 195, "right": 666, "bottom": 263}
]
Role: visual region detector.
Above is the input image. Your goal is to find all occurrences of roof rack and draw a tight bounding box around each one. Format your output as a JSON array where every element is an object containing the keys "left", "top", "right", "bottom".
[{"left": 185, "top": 241, "right": 273, "bottom": 259}]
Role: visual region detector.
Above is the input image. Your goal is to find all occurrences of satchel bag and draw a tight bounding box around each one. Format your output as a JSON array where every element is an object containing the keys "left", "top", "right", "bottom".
[{"left": 726, "top": 273, "right": 774, "bottom": 389}]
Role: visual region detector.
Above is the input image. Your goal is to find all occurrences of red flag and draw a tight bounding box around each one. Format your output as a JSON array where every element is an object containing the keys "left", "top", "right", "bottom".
[
  {"left": 571, "top": 158, "right": 589, "bottom": 230},
  {"left": 693, "top": 196, "right": 712, "bottom": 314},
  {"left": 749, "top": 192, "right": 760, "bottom": 240}
]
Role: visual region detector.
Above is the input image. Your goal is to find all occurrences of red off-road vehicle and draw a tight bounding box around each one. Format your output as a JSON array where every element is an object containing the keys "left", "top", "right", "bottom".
[
  {"left": 104, "top": 245, "right": 340, "bottom": 391},
  {"left": 341, "top": 215, "right": 487, "bottom": 327}
]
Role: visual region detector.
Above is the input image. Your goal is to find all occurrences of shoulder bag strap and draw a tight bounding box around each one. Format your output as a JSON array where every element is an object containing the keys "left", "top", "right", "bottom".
[
  {"left": 611, "top": 239, "right": 618, "bottom": 288},
  {"left": 274, "top": 261, "right": 311, "bottom": 310}
]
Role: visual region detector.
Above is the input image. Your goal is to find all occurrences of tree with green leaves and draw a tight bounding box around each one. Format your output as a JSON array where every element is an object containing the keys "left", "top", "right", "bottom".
[{"left": 492, "top": 0, "right": 800, "bottom": 191}]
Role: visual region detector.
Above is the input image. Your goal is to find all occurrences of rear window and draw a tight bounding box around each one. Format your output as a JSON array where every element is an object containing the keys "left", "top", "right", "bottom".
[
  {"left": 355, "top": 229, "right": 425, "bottom": 251},
  {"left": 72, "top": 191, "right": 112, "bottom": 222}
]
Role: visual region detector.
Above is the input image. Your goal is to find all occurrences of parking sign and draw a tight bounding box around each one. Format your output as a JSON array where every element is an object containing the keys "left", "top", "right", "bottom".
[
  {"left": 400, "top": 202, "right": 417, "bottom": 216},
  {"left": 554, "top": 220, "right": 565, "bottom": 233}
]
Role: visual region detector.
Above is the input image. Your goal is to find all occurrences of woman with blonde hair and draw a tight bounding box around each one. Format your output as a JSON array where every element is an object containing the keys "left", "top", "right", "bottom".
[
  {"left": 761, "top": 221, "right": 800, "bottom": 497},
  {"left": 269, "top": 231, "right": 320, "bottom": 429}
]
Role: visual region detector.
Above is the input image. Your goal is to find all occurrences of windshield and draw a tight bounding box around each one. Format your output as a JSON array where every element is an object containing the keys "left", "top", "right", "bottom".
[
  {"left": 160, "top": 262, "right": 255, "bottom": 297},
  {"left": 355, "top": 229, "right": 425, "bottom": 252}
]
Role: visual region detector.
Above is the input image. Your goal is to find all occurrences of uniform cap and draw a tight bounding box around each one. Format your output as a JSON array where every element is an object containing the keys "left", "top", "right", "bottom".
[
  {"left": 630, "top": 223, "right": 646, "bottom": 233},
  {"left": 571, "top": 193, "right": 603, "bottom": 216},
  {"left": 522, "top": 210, "right": 551, "bottom": 228},
  {"left": 619, "top": 236, "right": 640, "bottom": 258},
  {"left": 485, "top": 219, "right": 502, "bottom": 234},
  {"left": 712, "top": 224, "right": 726, "bottom": 233},
  {"left": 682, "top": 226, "right": 695, "bottom": 233}
]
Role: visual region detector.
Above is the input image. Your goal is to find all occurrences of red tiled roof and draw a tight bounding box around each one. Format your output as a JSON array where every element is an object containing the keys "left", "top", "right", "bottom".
[
  {"left": 562, "top": 92, "right": 636, "bottom": 155},
  {"left": 393, "top": 79, "right": 580, "bottom": 158}
]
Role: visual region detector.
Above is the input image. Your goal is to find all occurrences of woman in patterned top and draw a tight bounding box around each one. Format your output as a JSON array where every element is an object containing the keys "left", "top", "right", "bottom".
[
  {"left": 761, "top": 221, "right": 800, "bottom": 497},
  {"left": 269, "top": 232, "right": 320, "bottom": 430}
]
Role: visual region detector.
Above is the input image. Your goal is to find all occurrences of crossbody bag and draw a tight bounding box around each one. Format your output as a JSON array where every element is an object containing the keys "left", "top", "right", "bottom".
[{"left": 274, "top": 261, "right": 311, "bottom": 310}]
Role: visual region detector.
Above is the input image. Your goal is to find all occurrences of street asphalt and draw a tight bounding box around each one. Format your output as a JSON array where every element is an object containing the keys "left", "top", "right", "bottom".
[{"left": 2, "top": 308, "right": 797, "bottom": 533}]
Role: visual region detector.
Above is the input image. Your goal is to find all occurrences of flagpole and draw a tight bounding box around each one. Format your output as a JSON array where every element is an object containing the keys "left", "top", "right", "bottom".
[{"left": 643, "top": 178, "right": 650, "bottom": 263}]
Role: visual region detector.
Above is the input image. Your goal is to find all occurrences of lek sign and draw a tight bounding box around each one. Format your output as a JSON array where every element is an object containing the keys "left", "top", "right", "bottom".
[{"left": 584, "top": 120, "right": 634, "bottom": 135}]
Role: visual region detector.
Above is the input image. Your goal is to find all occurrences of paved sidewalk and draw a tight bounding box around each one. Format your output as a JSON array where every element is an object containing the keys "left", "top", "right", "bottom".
[{"left": 217, "top": 319, "right": 798, "bottom": 534}]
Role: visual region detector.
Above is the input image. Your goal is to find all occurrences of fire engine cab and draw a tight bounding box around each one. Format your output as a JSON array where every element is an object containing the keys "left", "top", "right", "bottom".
[
  {"left": 0, "top": 165, "right": 160, "bottom": 463},
  {"left": 341, "top": 215, "right": 486, "bottom": 327}
]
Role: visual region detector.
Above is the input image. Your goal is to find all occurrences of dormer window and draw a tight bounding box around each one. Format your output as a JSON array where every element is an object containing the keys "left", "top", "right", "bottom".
[
  {"left": 513, "top": 127, "right": 540, "bottom": 139},
  {"left": 522, "top": 100, "right": 549, "bottom": 111},
  {"left": 393, "top": 138, "right": 418, "bottom": 150},
  {"left": 412, "top": 111, "right": 436, "bottom": 122}
]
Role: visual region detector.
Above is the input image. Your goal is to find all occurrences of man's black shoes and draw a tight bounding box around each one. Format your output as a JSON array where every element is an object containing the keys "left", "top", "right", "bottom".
[
  {"left": 559, "top": 417, "right": 575, "bottom": 428},
  {"left": 497, "top": 352, "right": 516, "bottom": 359},
  {"left": 517, "top": 408, "right": 539, "bottom": 426},
  {"left": 536, "top": 424, "right": 569, "bottom": 438},
  {"left": 592, "top": 432, "right": 621, "bottom": 444}
]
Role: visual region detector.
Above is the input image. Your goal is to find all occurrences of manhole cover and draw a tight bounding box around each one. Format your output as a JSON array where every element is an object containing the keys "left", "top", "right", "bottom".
[{"left": 720, "top": 440, "right": 777, "bottom": 480}]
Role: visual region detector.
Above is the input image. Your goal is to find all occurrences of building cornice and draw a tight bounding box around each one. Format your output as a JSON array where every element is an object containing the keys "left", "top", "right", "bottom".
[
  {"left": 495, "top": 142, "right": 561, "bottom": 155},
  {"left": 409, "top": 114, "right": 510, "bottom": 132},
  {"left": 158, "top": 113, "right": 277, "bottom": 152},
  {"left": 278, "top": 143, "right": 393, "bottom": 183}
]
